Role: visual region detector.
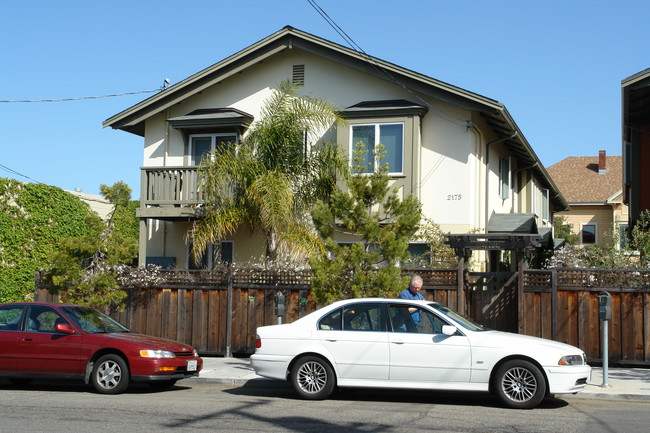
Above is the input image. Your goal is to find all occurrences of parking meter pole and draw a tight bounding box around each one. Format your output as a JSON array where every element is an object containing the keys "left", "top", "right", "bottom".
[{"left": 601, "top": 319, "right": 609, "bottom": 388}]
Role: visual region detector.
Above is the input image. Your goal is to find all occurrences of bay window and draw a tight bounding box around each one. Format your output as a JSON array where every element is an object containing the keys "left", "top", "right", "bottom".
[{"left": 351, "top": 123, "right": 404, "bottom": 174}]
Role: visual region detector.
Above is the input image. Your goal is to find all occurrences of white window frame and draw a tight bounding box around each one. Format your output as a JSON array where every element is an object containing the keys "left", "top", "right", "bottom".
[
  {"left": 189, "top": 133, "right": 238, "bottom": 166},
  {"left": 349, "top": 122, "right": 404, "bottom": 175}
]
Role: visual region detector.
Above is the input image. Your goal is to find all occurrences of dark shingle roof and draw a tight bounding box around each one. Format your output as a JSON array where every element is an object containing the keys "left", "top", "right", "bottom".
[{"left": 546, "top": 156, "right": 622, "bottom": 203}]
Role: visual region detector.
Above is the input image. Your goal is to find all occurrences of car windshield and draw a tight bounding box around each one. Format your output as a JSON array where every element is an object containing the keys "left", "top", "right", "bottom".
[
  {"left": 61, "top": 306, "right": 130, "bottom": 334},
  {"left": 428, "top": 303, "right": 486, "bottom": 332}
]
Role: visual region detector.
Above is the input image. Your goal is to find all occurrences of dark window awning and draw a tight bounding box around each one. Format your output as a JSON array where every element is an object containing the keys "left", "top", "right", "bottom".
[
  {"left": 168, "top": 108, "right": 254, "bottom": 144},
  {"left": 342, "top": 99, "right": 428, "bottom": 118}
]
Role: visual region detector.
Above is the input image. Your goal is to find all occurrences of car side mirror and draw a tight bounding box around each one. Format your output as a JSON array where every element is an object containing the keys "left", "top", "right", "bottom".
[
  {"left": 55, "top": 323, "right": 77, "bottom": 335},
  {"left": 441, "top": 325, "right": 457, "bottom": 336}
]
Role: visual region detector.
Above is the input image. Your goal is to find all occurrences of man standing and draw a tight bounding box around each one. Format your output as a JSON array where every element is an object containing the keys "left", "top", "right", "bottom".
[
  {"left": 398, "top": 275, "right": 424, "bottom": 324},
  {"left": 398, "top": 275, "right": 424, "bottom": 301}
]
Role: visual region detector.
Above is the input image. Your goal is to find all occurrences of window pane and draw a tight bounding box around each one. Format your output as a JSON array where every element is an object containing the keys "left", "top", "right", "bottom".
[
  {"left": 343, "top": 304, "right": 383, "bottom": 331},
  {"left": 191, "top": 137, "right": 212, "bottom": 165},
  {"left": 379, "top": 124, "right": 403, "bottom": 173},
  {"left": 216, "top": 135, "right": 237, "bottom": 154},
  {"left": 620, "top": 224, "right": 628, "bottom": 249},
  {"left": 582, "top": 225, "right": 596, "bottom": 244},
  {"left": 220, "top": 241, "right": 234, "bottom": 263},
  {"left": 352, "top": 125, "right": 375, "bottom": 173},
  {"left": 318, "top": 308, "right": 342, "bottom": 330},
  {"left": 0, "top": 305, "right": 24, "bottom": 331}
]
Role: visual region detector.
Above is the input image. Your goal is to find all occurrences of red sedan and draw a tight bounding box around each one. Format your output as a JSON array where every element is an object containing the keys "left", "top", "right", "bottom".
[{"left": 0, "top": 302, "right": 203, "bottom": 394}]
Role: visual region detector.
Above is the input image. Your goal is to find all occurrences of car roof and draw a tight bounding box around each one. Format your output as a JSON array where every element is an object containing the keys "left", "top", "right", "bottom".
[{"left": 0, "top": 302, "right": 83, "bottom": 308}]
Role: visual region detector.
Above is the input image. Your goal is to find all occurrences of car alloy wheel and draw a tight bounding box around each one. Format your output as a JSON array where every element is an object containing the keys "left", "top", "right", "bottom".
[
  {"left": 91, "top": 354, "right": 130, "bottom": 394},
  {"left": 495, "top": 360, "right": 546, "bottom": 409},
  {"left": 290, "top": 356, "right": 335, "bottom": 400}
]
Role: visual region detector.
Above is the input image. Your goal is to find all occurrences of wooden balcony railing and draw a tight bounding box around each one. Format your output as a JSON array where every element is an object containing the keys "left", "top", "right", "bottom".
[{"left": 140, "top": 166, "right": 203, "bottom": 206}]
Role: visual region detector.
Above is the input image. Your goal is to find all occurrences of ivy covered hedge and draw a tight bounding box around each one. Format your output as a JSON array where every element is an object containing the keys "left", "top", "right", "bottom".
[{"left": 0, "top": 178, "right": 137, "bottom": 302}]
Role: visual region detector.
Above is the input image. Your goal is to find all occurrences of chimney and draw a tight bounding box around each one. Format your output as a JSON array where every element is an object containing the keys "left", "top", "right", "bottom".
[{"left": 598, "top": 150, "right": 606, "bottom": 174}]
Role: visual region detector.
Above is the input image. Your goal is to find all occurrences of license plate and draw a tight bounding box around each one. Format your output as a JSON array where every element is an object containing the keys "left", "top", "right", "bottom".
[{"left": 187, "top": 360, "right": 198, "bottom": 372}]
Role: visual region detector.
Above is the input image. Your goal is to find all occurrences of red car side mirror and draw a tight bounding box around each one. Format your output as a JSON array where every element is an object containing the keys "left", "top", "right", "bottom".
[{"left": 55, "top": 323, "right": 78, "bottom": 335}]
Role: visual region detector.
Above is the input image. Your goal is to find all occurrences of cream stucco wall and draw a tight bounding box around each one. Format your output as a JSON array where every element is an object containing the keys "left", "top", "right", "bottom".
[{"left": 137, "top": 47, "right": 546, "bottom": 268}]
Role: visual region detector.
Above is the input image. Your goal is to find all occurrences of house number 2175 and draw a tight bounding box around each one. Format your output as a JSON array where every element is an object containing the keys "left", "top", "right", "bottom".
[{"left": 447, "top": 194, "right": 462, "bottom": 201}]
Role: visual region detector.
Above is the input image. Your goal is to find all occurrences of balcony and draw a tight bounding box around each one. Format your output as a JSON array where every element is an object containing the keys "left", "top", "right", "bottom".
[{"left": 137, "top": 167, "right": 203, "bottom": 219}]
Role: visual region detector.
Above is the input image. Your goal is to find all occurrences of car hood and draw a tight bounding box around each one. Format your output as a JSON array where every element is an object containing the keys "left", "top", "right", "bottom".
[
  {"left": 471, "top": 329, "right": 583, "bottom": 354},
  {"left": 97, "top": 332, "right": 195, "bottom": 352}
]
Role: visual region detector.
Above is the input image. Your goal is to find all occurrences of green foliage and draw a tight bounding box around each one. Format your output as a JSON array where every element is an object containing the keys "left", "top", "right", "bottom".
[
  {"left": 630, "top": 210, "right": 650, "bottom": 261},
  {"left": 548, "top": 228, "right": 639, "bottom": 269},
  {"left": 553, "top": 215, "right": 578, "bottom": 245},
  {"left": 404, "top": 217, "right": 458, "bottom": 268},
  {"left": 0, "top": 179, "right": 98, "bottom": 302},
  {"left": 310, "top": 142, "right": 422, "bottom": 304},
  {"left": 191, "top": 80, "right": 347, "bottom": 265},
  {"left": 45, "top": 182, "right": 139, "bottom": 310}
]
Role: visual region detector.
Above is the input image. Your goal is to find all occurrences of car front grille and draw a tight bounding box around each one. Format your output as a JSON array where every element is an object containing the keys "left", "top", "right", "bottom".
[{"left": 174, "top": 351, "right": 193, "bottom": 358}]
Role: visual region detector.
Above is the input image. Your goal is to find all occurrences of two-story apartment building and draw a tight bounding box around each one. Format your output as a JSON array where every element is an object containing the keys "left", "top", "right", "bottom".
[{"left": 104, "top": 26, "right": 566, "bottom": 270}]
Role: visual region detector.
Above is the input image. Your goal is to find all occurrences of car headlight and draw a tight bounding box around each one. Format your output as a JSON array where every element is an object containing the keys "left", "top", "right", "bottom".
[
  {"left": 558, "top": 354, "right": 583, "bottom": 365},
  {"left": 140, "top": 350, "right": 175, "bottom": 358}
]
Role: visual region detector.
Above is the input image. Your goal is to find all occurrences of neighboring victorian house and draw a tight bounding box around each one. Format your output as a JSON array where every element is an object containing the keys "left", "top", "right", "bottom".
[
  {"left": 547, "top": 151, "right": 628, "bottom": 248},
  {"left": 622, "top": 68, "right": 650, "bottom": 229},
  {"left": 103, "top": 26, "right": 567, "bottom": 270}
]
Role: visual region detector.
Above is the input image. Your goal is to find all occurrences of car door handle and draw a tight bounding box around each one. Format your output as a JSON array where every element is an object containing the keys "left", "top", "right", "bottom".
[
  {"left": 325, "top": 339, "right": 337, "bottom": 342},
  {"left": 391, "top": 340, "right": 405, "bottom": 345},
  {"left": 22, "top": 338, "right": 33, "bottom": 342}
]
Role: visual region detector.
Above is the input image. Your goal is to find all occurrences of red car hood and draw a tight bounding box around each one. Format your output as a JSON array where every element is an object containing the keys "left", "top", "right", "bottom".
[{"left": 99, "top": 332, "right": 195, "bottom": 352}]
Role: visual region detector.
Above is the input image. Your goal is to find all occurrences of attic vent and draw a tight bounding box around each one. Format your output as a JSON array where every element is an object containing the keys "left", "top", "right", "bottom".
[{"left": 292, "top": 65, "right": 305, "bottom": 86}]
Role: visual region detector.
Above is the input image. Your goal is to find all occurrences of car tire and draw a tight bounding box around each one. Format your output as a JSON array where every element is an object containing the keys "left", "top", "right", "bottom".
[
  {"left": 290, "top": 356, "right": 335, "bottom": 400},
  {"left": 91, "top": 354, "right": 130, "bottom": 394},
  {"left": 494, "top": 359, "right": 546, "bottom": 409}
]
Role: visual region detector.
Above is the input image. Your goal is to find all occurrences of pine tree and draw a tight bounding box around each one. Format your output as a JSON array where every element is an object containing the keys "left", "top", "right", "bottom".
[{"left": 310, "top": 142, "right": 422, "bottom": 303}]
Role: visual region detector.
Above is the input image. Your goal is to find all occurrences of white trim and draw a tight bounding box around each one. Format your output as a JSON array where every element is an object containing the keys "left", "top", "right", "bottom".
[
  {"left": 349, "top": 122, "right": 404, "bottom": 175},
  {"left": 188, "top": 133, "right": 238, "bottom": 166}
]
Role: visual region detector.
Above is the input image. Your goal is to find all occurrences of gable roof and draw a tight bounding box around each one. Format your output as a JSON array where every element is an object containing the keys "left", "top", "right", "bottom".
[
  {"left": 546, "top": 155, "right": 622, "bottom": 203},
  {"left": 103, "top": 25, "right": 567, "bottom": 210}
]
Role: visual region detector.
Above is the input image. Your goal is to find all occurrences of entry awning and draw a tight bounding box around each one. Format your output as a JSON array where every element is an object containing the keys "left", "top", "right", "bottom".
[{"left": 487, "top": 213, "right": 537, "bottom": 234}]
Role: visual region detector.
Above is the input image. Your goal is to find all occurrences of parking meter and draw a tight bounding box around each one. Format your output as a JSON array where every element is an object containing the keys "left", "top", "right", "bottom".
[
  {"left": 598, "top": 291, "right": 612, "bottom": 387},
  {"left": 598, "top": 291, "right": 612, "bottom": 321},
  {"left": 274, "top": 291, "right": 285, "bottom": 323}
]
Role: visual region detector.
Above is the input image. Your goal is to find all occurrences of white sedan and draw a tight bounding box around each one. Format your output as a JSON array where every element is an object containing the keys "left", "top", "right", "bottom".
[{"left": 251, "top": 298, "right": 591, "bottom": 409}]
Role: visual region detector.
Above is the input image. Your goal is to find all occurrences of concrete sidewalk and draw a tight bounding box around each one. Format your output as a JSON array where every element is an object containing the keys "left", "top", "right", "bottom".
[{"left": 191, "top": 356, "right": 650, "bottom": 400}]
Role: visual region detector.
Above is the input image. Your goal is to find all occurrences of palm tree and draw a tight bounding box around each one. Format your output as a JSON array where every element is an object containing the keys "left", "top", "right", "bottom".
[{"left": 189, "top": 81, "right": 347, "bottom": 265}]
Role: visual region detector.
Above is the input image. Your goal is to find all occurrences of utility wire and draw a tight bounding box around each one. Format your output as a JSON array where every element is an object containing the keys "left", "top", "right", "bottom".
[
  {"left": 0, "top": 89, "right": 160, "bottom": 103},
  {"left": 0, "top": 163, "right": 43, "bottom": 184}
]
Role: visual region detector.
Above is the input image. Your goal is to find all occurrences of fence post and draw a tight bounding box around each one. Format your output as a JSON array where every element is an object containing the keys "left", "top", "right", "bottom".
[
  {"left": 551, "top": 269, "right": 558, "bottom": 341},
  {"left": 225, "top": 265, "right": 233, "bottom": 358}
]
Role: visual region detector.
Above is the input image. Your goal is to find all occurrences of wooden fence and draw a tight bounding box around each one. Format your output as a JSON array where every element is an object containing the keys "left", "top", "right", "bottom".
[{"left": 35, "top": 267, "right": 650, "bottom": 366}]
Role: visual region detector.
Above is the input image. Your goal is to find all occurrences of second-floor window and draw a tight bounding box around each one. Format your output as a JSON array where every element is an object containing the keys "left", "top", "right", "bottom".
[
  {"left": 499, "top": 157, "right": 510, "bottom": 199},
  {"left": 541, "top": 188, "right": 549, "bottom": 221},
  {"left": 351, "top": 123, "right": 404, "bottom": 174},
  {"left": 189, "top": 134, "right": 237, "bottom": 166}
]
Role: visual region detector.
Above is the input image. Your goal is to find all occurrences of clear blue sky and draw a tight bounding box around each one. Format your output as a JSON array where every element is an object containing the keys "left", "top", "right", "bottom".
[{"left": 2, "top": 0, "right": 647, "bottom": 196}]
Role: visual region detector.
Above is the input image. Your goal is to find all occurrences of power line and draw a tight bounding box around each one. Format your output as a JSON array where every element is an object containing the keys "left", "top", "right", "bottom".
[
  {"left": 0, "top": 163, "right": 43, "bottom": 184},
  {"left": 0, "top": 89, "right": 160, "bottom": 103}
]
